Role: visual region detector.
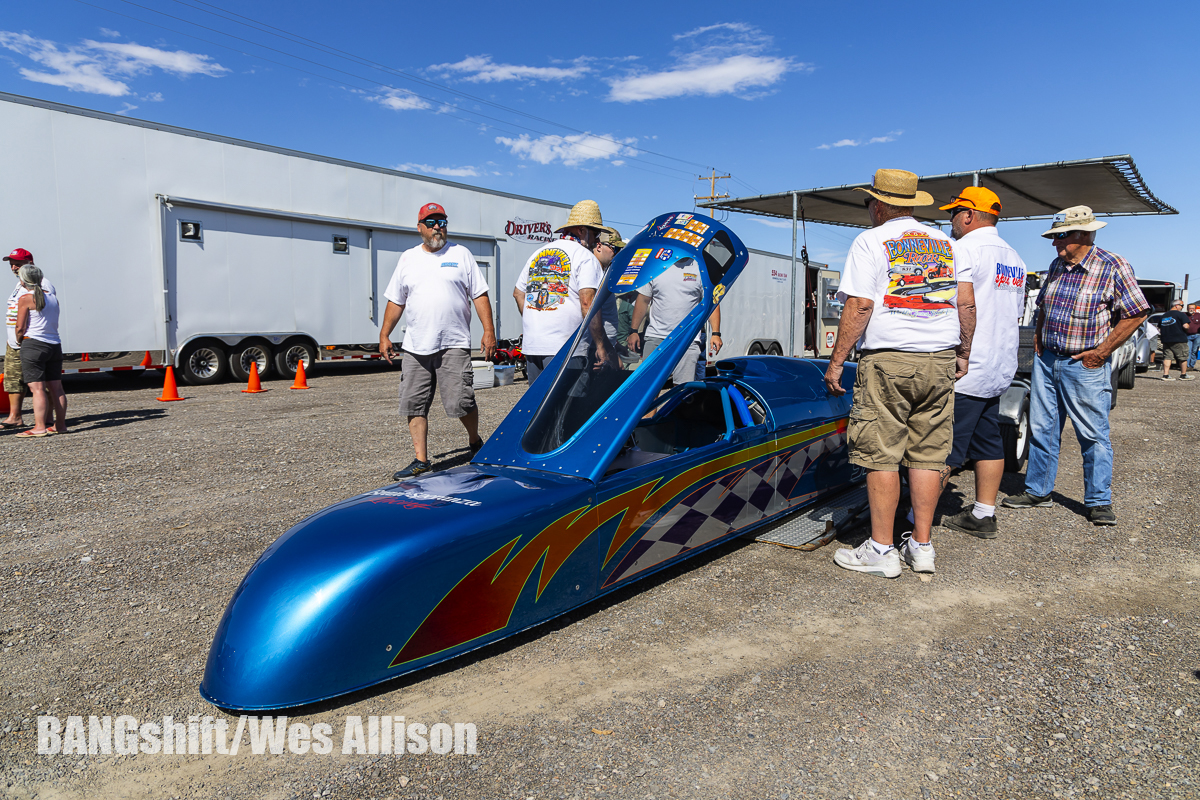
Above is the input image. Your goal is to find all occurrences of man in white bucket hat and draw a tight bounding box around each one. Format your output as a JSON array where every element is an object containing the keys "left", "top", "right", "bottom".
[
  {"left": 512, "top": 200, "right": 610, "bottom": 382},
  {"left": 1002, "top": 206, "right": 1149, "bottom": 526}
]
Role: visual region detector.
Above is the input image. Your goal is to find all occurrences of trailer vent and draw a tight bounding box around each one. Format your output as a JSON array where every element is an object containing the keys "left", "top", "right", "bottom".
[
  {"left": 180, "top": 221, "right": 203, "bottom": 242},
  {"left": 332, "top": 235, "right": 349, "bottom": 254}
]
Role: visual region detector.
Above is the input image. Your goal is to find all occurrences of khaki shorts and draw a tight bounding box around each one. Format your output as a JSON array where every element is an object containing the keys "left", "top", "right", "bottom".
[
  {"left": 399, "top": 348, "right": 476, "bottom": 418},
  {"left": 4, "top": 343, "right": 23, "bottom": 393},
  {"left": 848, "top": 349, "right": 956, "bottom": 472},
  {"left": 1161, "top": 341, "right": 1189, "bottom": 363}
]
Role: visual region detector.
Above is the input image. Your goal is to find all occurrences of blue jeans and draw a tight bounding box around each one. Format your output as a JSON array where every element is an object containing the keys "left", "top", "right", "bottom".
[
  {"left": 1189, "top": 333, "right": 1200, "bottom": 369},
  {"left": 1025, "top": 351, "right": 1113, "bottom": 506}
]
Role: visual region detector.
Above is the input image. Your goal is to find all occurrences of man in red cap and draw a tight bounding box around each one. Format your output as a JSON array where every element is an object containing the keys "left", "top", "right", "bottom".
[
  {"left": 378, "top": 204, "right": 497, "bottom": 479},
  {"left": 928, "top": 187, "right": 1028, "bottom": 539},
  {"left": 4, "top": 248, "right": 55, "bottom": 429}
]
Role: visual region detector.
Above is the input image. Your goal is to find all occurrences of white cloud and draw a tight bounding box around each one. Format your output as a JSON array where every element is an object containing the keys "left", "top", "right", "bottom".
[
  {"left": 395, "top": 162, "right": 482, "bottom": 178},
  {"left": 608, "top": 23, "right": 803, "bottom": 102},
  {"left": 816, "top": 130, "right": 903, "bottom": 150},
  {"left": 366, "top": 87, "right": 430, "bottom": 111},
  {"left": 115, "top": 102, "right": 138, "bottom": 116},
  {"left": 494, "top": 132, "right": 637, "bottom": 167},
  {"left": 99, "top": 28, "right": 121, "bottom": 38},
  {"left": 0, "top": 31, "right": 227, "bottom": 97},
  {"left": 430, "top": 55, "right": 590, "bottom": 83},
  {"left": 142, "top": 91, "right": 164, "bottom": 102}
]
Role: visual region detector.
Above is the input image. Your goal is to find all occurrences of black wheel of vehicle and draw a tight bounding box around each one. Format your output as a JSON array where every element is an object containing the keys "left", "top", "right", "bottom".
[
  {"left": 748, "top": 342, "right": 765, "bottom": 355},
  {"left": 1001, "top": 399, "right": 1030, "bottom": 473},
  {"left": 1109, "top": 363, "right": 1119, "bottom": 409},
  {"left": 229, "top": 341, "right": 273, "bottom": 382},
  {"left": 767, "top": 343, "right": 783, "bottom": 356},
  {"left": 177, "top": 341, "right": 228, "bottom": 386},
  {"left": 273, "top": 340, "right": 316, "bottom": 380},
  {"left": 1117, "top": 356, "right": 1136, "bottom": 389}
]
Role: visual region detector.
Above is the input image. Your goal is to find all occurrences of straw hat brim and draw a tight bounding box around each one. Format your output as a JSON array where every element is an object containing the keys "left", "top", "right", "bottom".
[
  {"left": 1040, "top": 219, "right": 1107, "bottom": 238},
  {"left": 554, "top": 221, "right": 607, "bottom": 233},
  {"left": 854, "top": 187, "right": 934, "bottom": 207}
]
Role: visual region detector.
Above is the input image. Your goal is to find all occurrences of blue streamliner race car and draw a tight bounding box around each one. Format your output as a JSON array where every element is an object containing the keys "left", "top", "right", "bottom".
[{"left": 200, "top": 212, "right": 859, "bottom": 711}]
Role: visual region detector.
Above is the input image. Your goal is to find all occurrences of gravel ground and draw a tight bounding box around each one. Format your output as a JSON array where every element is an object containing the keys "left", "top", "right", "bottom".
[{"left": 0, "top": 363, "right": 1196, "bottom": 800}]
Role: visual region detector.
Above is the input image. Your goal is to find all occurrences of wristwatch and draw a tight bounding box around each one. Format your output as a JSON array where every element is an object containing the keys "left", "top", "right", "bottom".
[{"left": 711, "top": 331, "right": 722, "bottom": 336}]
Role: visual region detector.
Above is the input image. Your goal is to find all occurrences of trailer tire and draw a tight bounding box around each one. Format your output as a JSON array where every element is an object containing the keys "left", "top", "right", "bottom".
[
  {"left": 229, "top": 340, "right": 273, "bottom": 382},
  {"left": 767, "top": 343, "right": 783, "bottom": 356},
  {"left": 748, "top": 342, "right": 765, "bottom": 355},
  {"left": 1001, "top": 399, "right": 1030, "bottom": 473},
  {"left": 178, "top": 341, "right": 228, "bottom": 386},
  {"left": 1117, "top": 357, "right": 1136, "bottom": 389},
  {"left": 273, "top": 340, "right": 316, "bottom": 381}
]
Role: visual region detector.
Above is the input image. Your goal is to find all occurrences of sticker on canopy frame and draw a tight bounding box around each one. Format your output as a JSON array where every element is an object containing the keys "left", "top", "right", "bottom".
[
  {"left": 617, "top": 266, "right": 639, "bottom": 286},
  {"left": 655, "top": 248, "right": 674, "bottom": 261},
  {"left": 629, "top": 248, "right": 652, "bottom": 267},
  {"left": 674, "top": 213, "right": 694, "bottom": 223},
  {"left": 664, "top": 228, "right": 703, "bottom": 247},
  {"left": 713, "top": 284, "right": 727, "bottom": 303},
  {"left": 684, "top": 219, "right": 710, "bottom": 234}
]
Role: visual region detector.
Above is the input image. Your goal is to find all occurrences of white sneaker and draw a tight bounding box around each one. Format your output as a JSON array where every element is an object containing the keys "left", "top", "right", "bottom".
[
  {"left": 900, "top": 533, "right": 936, "bottom": 574},
  {"left": 833, "top": 540, "right": 901, "bottom": 579}
]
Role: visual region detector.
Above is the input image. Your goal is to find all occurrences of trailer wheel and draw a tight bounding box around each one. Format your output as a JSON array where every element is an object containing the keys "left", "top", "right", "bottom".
[
  {"left": 1117, "top": 357, "right": 1136, "bottom": 389},
  {"left": 1001, "top": 399, "right": 1030, "bottom": 473},
  {"left": 273, "top": 340, "right": 316, "bottom": 380},
  {"left": 748, "top": 342, "right": 765, "bottom": 355},
  {"left": 230, "top": 341, "right": 273, "bottom": 382},
  {"left": 767, "top": 343, "right": 783, "bottom": 356},
  {"left": 178, "top": 341, "right": 228, "bottom": 386}
]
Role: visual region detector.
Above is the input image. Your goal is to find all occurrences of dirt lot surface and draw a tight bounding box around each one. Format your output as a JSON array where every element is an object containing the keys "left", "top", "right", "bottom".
[{"left": 1, "top": 364, "right": 1197, "bottom": 800}]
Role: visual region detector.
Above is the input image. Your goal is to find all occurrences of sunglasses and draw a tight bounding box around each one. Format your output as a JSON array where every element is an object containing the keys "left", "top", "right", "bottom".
[
  {"left": 1052, "top": 231, "right": 1075, "bottom": 240},
  {"left": 420, "top": 218, "right": 448, "bottom": 229}
]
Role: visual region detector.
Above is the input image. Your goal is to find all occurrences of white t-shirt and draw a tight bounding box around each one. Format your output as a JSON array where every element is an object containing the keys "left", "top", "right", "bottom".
[
  {"left": 952, "top": 226, "right": 1027, "bottom": 398},
  {"left": 7, "top": 277, "right": 56, "bottom": 350},
  {"left": 383, "top": 242, "right": 487, "bottom": 356},
  {"left": 837, "top": 217, "right": 965, "bottom": 352},
  {"left": 514, "top": 237, "right": 602, "bottom": 356},
  {"left": 638, "top": 257, "right": 705, "bottom": 344}
]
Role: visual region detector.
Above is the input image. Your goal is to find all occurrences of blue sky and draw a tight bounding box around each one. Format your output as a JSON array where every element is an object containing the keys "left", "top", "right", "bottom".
[{"left": 1, "top": 0, "right": 1194, "bottom": 292}]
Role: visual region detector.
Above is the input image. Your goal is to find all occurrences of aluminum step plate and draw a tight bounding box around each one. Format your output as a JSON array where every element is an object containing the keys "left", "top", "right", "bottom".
[{"left": 752, "top": 483, "right": 870, "bottom": 550}]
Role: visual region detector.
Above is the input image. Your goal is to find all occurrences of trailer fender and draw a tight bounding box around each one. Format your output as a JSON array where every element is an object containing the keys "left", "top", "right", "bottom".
[{"left": 998, "top": 380, "right": 1029, "bottom": 425}]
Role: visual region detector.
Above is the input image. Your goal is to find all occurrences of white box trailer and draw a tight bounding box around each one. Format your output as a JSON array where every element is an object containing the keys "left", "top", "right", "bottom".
[
  {"left": 0, "top": 91, "right": 572, "bottom": 384},
  {"left": 711, "top": 249, "right": 836, "bottom": 360}
]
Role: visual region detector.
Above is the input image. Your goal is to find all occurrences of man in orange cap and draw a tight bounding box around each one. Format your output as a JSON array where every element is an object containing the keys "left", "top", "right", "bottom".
[{"left": 927, "top": 187, "right": 1028, "bottom": 539}]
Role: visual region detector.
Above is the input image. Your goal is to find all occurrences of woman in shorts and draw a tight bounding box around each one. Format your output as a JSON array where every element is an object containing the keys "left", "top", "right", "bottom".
[{"left": 14, "top": 264, "right": 66, "bottom": 437}]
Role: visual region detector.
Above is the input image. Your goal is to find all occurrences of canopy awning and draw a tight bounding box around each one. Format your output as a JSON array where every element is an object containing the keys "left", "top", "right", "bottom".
[{"left": 700, "top": 155, "right": 1177, "bottom": 229}]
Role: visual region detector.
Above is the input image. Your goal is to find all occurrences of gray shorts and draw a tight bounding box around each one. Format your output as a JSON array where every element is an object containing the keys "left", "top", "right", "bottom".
[
  {"left": 642, "top": 338, "right": 702, "bottom": 386},
  {"left": 399, "top": 348, "right": 476, "bottom": 418}
]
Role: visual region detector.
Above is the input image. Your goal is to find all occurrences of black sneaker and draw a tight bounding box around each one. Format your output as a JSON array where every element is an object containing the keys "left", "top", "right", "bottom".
[
  {"left": 1001, "top": 492, "right": 1054, "bottom": 509},
  {"left": 392, "top": 459, "right": 432, "bottom": 480},
  {"left": 1088, "top": 505, "right": 1117, "bottom": 526},
  {"left": 469, "top": 438, "right": 485, "bottom": 456},
  {"left": 943, "top": 509, "right": 999, "bottom": 539}
]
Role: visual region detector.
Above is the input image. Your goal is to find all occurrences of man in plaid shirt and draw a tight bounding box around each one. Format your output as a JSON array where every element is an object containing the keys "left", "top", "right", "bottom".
[{"left": 1003, "top": 206, "right": 1149, "bottom": 525}]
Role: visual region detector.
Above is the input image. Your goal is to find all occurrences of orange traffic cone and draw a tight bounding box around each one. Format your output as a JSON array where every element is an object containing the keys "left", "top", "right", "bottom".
[
  {"left": 140, "top": 351, "right": 153, "bottom": 367},
  {"left": 289, "top": 359, "right": 310, "bottom": 390},
  {"left": 0, "top": 375, "right": 9, "bottom": 414},
  {"left": 242, "top": 360, "right": 268, "bottom": 393},
  {"left": 82, "top": 352, "right": 90, "bottom": 362},
  {"left": 157, "top": 366, "right": 185, "bottom": 402}
]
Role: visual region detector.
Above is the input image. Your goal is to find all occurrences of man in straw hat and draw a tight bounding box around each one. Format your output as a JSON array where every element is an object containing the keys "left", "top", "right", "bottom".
[
  {"left": 1001, "top": 206, "right": 1149, "bottom": 526},
  {"left": 512, "top": 200, "right": 612, "bottom": 382},
  {"left": 927, "top": 186, "right": 1028, "bottom": 540},
  {"left": 824, "top": 169, "right": 976, "bottom": 578}
]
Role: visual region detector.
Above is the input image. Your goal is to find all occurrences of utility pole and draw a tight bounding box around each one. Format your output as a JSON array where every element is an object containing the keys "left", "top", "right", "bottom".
[{"left": 694, "top": 169, "right": 731, "bottom": 202}]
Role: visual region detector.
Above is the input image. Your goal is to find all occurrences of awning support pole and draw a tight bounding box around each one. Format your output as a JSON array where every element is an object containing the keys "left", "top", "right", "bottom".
[
  {"left": 973, "top": 171, "right": 980, "bottom": 187},
  {"left": 790, "top": 192, "right": 798, "bottom": 356}
]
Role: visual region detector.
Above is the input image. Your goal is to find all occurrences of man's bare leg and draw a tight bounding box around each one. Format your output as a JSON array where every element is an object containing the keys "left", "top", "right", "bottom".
[
  {"left": 907, "top": 468, "right": 943, "bottom": 544},
  {"left": 4, "top": 388, "right": 23, "bottom": 425},
  {"left": 866, "top": 469, "right": 900, "bottom": 547},
  {"left": 460, "top": 406, "right": 482, "bottom": 446},
  {"left": 407, "top": 415, "right": 429, "bottom": 463},
  {"left": 974, "top": 459, "right": 1004, "bottom": 507}
]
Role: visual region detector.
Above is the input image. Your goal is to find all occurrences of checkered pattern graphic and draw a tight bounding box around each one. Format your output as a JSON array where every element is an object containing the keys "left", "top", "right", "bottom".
[{"left": 605, "top": 430, "right": 846, "bottom": 586}]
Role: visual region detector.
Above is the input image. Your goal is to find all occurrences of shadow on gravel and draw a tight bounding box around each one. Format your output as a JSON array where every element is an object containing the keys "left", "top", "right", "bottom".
[
  {"left": 211, "top": 535, "right": 753, "bottom": 717},
  {"left": 64, "top": 408, "right": 168, "bottom": 430}
]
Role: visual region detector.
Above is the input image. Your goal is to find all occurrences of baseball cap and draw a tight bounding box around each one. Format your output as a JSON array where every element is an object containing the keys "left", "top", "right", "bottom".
[
  {"left": 417, "top": 202, "right": 446, "bottom": 222},
  {"left": 3, "top": 248, "right": 33, "bottom": 263},
  {"left": 939, "top": 186, "right": 1002, "bottom": 216}
]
